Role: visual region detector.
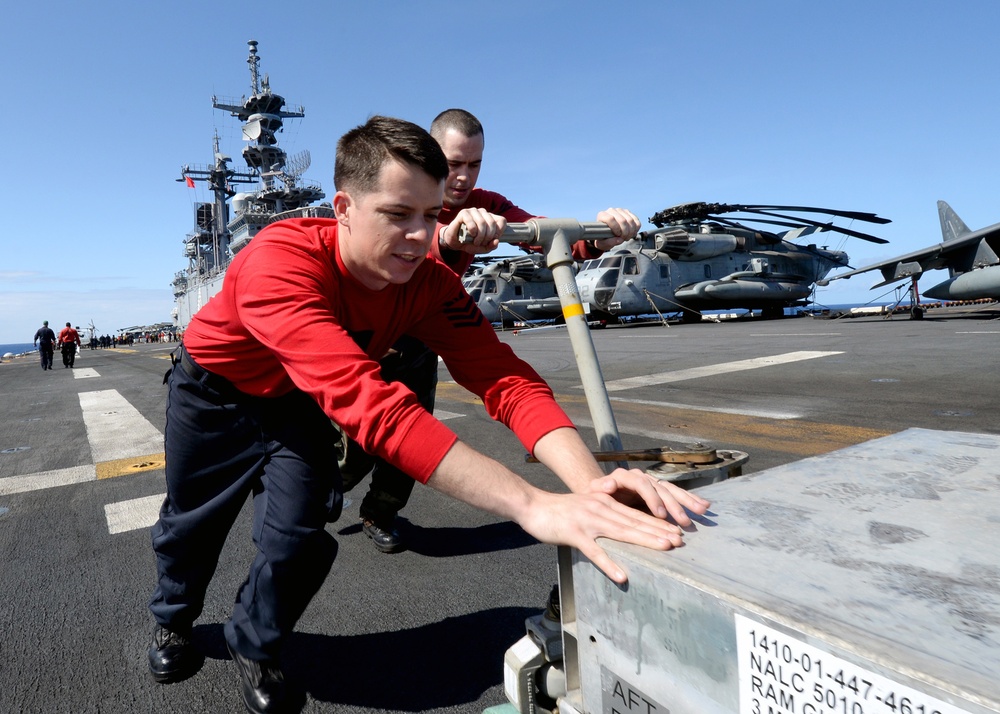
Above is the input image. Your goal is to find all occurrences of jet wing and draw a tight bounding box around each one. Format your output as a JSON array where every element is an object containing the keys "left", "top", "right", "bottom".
[
  {"left": 822, "top": 201, "right": 1000, "bottom": 289},
  {"left": 823, "top": 246, "right": 945, "bottom": 288}
]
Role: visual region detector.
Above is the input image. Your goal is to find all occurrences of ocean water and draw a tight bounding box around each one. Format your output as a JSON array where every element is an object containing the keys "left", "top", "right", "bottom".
[{"left": 0, "top": 343, "right": 36, "bottom": 356}]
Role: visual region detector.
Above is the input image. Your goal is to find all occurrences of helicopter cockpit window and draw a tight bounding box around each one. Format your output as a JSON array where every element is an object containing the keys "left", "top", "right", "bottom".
[
  {"left": 622, "top": 257, "right": 638, "bottom": 275},
  {"left": 582, "top": 260, "right": 597, "bottom": 270},
  {"left": 660, "top": 265, "right": 670, "bottom": 279},
  {"left": 468, "top": 288, "right": 482, "bottom": 302},
  {"left": 598, "top": 256, "right": 622, "bottom": 269},
  {"left": 484, "top": 279, "right": 498, "bottom": 294},
  {"left": 704, "top": 264, "right": 712, "bottom": 278}
]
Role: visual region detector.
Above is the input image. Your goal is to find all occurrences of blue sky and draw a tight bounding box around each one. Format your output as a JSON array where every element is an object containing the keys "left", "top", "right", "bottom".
[{"left": 3, "top": 0, "right": 998, "bottom": 343}]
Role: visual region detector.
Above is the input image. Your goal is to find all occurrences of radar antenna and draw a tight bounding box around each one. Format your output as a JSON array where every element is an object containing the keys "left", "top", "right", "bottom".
[{"left": 283, "top": 150, "right": 312, "bottom": 180}]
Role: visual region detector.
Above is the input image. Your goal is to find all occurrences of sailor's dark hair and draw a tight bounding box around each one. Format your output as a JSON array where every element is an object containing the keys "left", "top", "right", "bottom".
[
  {"left": 335, "top": 115, "right": 448, "bottom": 194},
  {"left": 430, "top": 108, "right": 484, "bottom": 143}
]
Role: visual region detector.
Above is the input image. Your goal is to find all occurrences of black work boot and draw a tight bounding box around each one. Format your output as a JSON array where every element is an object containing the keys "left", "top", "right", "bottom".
[
  {"left": 361, "top": 517, "right": 403, "bottom": 553},
  {"left": 226, "top": 640, "right": 286, "bottom": 714},
  {"left": 148, "top": 624, "right": 203, "bottom": 683}
]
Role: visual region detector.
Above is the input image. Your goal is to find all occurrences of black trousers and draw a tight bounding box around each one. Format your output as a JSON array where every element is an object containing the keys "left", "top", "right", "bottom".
[
  {"left": 61, "top": 343, "right": 76, "bottom": 367},
  {"left": 336, "top": 338, "right": 438, "bottom": 526},
  {"left": 149, "top": 347, "right": 342, "bottom": 660}
]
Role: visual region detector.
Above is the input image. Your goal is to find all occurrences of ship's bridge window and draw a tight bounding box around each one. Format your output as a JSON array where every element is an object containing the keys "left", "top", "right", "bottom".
[
  {"left": 622, "top": 257, "right": 638, "bottom": 275},
  {"left": 484, "top": 279, "right": 498, "bottom": 294},
  {"left": 598, "top": 256, "right": 622, "bottom": 269}
]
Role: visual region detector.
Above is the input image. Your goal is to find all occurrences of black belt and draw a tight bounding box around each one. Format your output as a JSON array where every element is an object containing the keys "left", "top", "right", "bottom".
[{"left": 172, "top": 345, "right": 238, "bottom": 395}]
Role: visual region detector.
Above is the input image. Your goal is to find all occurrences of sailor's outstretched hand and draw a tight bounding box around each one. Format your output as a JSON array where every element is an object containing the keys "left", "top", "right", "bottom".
[
  {"left": 587, "top": 468, "right": 711, "bottom": 527},
  {"left": 517, "top": 488, "right": 695, "bottom": 584},
  {"left": 593, "top": 208, "right": 641, "bottom": 251},
  {"left": 439, "top": 207, "right": 507, "bottom": 253}
]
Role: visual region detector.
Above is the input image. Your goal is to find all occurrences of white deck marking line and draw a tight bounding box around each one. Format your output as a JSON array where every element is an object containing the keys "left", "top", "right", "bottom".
[
  {"left": 73, "top": 368, "right": 100, "bottom": 379},
  {"left": 102, "top": 411, "right": 465, "bottom": 534},
  {"left": 3, "top": 390, "right": 160, "bottom": 496},
  {"left": 748, "top": 333, "right": 842, "bottom": 337},
  {"left": 105, "top": 494, "right": 163, "bottom": 535},
  {"left": 570, "top": 417, "right": 710, "bottom": 447},
  {"left": 610, "top": 397, "right": 802, "bottom": 420},
  {"left": 0, "top": 465, "right": 97, "bottom": 496},
  {"left": 79, "top": 390, "right": 164, "bottom": 463},
  {"left": 433, "top": 409, "right": 464, "bottom": 421},
  {"left": 599, "top": 351, "right": 844, "bottom": 392}
]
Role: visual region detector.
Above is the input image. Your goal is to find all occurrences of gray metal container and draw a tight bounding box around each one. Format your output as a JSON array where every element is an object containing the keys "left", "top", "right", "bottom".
[{"left": 558, "top": 428, "right": 1000, "bottom": 714}]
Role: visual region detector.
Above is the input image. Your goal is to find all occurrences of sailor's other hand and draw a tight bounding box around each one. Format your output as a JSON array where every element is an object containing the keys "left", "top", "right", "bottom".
[
  {"left": 440, "top": 208, "right": 507, "bottom": 254},
  {"left": 588, "top": 467, "right": 710, "bottom": 527},
  {"left": 594, "top": 208, "right": 641, "bottom": 250},
  {"left": 519, "top": 489, "right": 693, "bottom": 584}
]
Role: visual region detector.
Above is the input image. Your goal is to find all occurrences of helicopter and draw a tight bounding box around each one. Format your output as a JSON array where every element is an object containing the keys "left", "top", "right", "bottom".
[
  {"left": 461, "top": 253, "right": 563, "bottom": 326},
  {"left": 574, "top": 202, "right": 891, "bottom": 323}
]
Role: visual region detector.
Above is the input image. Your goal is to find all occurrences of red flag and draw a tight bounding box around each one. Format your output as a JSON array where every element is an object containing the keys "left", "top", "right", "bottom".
[{"left": 185, "top": 176, "right": 195, "bottom": 188}]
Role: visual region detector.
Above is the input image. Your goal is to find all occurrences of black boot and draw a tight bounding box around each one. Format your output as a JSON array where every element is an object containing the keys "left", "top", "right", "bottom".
[
  {"left": 362, "top": 517, "right": 403, "bottom": 553},
  {"left": 148, "top": 624, "right": 203, "bottom": 683},
  {"left": 226, "top": 640, "right": 286, "bottom": 714}
]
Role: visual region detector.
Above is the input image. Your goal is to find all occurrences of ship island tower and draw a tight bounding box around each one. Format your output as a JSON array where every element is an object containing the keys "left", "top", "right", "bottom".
[{"left": 172, "top": 40, "right": 333, "bottom": 328}]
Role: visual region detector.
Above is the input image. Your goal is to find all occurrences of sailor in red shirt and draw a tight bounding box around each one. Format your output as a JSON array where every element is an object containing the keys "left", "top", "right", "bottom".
[
  {"left": 147, "top": 116, "right": 709, "bottom": 713},
  {"left": 430, "top": 108, "right": 633, "bottom": 275},
  {"left": 338, "top": 108, "right": 642, "bottom": 553},
  {"left": 57, "top": 322, "right": 81, "bottom": 368}
]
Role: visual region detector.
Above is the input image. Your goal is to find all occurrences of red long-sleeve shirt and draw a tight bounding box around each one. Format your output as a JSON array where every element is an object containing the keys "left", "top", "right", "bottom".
[
  {"left": 430, "top": 188, "right": 603, "bottom": 276},
  {"left": 58, "top": 327, "right": 81, "bottom": 346},
  {"left": 183, "top": 217, "right": 574, "bottom": 483}
]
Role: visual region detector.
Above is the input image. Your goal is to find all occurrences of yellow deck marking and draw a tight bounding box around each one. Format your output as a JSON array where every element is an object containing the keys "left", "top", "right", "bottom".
[
  {"left": 564, "top": 397, "right": 891, "bottom": 460},
  {"left": 438, "top": 382, "right": 887, "bottom": 462},
  {"left": 96, "top": 453, "right": 166, "bottom": 480}
]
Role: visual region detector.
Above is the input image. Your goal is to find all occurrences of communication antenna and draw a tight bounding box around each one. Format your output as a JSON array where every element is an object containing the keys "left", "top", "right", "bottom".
[{"left": 247, "top": 40, "right": 261, "bottom": 95}]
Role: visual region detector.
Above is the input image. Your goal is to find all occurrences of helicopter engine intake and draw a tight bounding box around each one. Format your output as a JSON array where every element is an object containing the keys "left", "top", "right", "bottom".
[{"left": 653, "top": 227, "right": 743, "bottom": 260}]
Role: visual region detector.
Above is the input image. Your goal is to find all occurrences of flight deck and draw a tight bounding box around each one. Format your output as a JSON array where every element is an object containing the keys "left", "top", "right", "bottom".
[{"left": 2, "top": 310, "right": 999, "bottom": 712}]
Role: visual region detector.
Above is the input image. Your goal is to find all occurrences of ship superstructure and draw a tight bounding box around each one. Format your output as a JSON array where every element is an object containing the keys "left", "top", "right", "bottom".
[{"left": 172, "top": 40, "right": 334, "bottom": 328}]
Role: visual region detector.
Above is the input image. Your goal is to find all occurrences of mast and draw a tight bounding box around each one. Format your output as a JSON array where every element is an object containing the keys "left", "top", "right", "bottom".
[
  {"left": 177, "top": 133, "right": 255, "bottom": 279},
  {"left": 174, "top": 40, "right": 330, "bottom": 321}
]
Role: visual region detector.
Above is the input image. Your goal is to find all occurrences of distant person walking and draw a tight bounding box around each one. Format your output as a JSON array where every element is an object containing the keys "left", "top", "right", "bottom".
[
  {"left": 33, "top": 321, "right": 56, "bottom": 371},
  {"left": 58, "top": 323, "right": 81, "bottom": 368}
]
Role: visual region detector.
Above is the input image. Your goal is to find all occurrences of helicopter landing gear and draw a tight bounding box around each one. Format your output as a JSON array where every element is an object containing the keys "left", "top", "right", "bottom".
[
  {"left": 760, "top": 305, "right": 785, "bottom": 320},
  {"left": 907, "top": 277, "right": 923, "bottom": 320}
]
